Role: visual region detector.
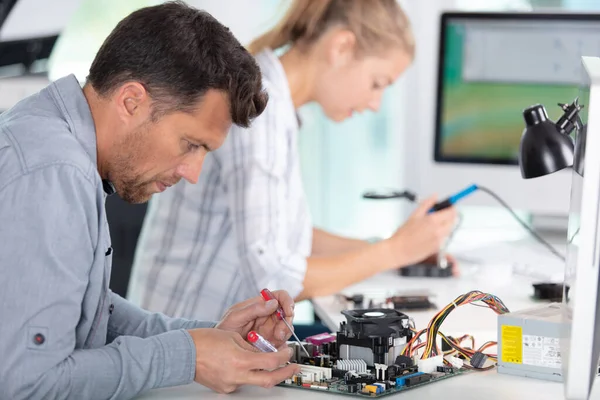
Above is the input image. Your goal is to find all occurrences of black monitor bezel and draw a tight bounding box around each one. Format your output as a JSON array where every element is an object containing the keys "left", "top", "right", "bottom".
[{"left": 433, "top": 11, "right": 600, "bottom": 166}]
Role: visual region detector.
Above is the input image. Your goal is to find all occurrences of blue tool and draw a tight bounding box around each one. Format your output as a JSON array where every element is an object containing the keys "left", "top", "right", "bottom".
[{"left": 429, "top": 184, "right": 479, "bottom": 212}]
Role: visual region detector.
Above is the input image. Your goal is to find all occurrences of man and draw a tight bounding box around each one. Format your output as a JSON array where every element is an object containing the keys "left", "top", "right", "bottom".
[
  {"left": 127, "top": 1, "right": 457, "bottom": 322},
  {"left": 0, "top": 2, "right": 298, "bottom": 399}
]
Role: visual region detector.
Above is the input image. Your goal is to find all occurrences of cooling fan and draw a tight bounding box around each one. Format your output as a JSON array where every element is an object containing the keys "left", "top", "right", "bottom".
[
  {"left": 340, "top": 308, "right": 410, "bottom": 338},
  {"left": 337, "top": 309, "right": 412, "bottom": 366}
]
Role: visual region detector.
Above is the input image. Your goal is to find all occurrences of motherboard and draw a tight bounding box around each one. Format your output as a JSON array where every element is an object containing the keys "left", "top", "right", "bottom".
[
  {"left": 280, "top": 360, "right": 470, "bottom": 397},
  {"left": 277, "top": 291, "right": 509, "bottom": 397}
]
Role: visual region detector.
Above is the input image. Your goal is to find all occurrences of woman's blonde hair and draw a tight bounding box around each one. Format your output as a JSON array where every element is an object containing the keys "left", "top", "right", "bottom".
[{"left": 247, "top": 0, "right": 415, "bottom": 58}]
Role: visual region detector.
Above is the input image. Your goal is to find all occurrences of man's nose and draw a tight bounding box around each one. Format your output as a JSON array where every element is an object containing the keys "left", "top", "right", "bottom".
[{"left": 176, "top": 156, "right": 205, "bottom": 184}]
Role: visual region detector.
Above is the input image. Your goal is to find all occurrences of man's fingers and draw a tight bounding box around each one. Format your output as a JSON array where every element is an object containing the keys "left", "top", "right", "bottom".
[
  {"left": 227, "top": 298, "right": 279, "bottom": 327},
  {"left": 242, "top": 364, "right": 301, "bottom": 389},
  {"left": 239, "top": 347, "right": 294, "bottom": 371},
  {"left": 271, "top": 290, "right": 295, "bottom": 319},
  {"left": 276, "top": 320, "right": 292, "bottom": 342},
  {"left": 237, "top": 335, "right": 263, "bottom": 352},
  {"left": 277, "top": 343, "right": 291, "bottom": 352},
  {"left": 231, "top": 290, "right": 294, "bottom": 322},
  {"left": 219, "top": 295, "right": 262, "bottom": 318}
]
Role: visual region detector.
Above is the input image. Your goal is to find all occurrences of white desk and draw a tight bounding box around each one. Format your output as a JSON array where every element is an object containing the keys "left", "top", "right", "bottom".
[
  {"left": 311, "top": 268, "right": 541, "bottom": 335},
  {"left": 137, "top": 371, "right": 600, "bottom": 399}
]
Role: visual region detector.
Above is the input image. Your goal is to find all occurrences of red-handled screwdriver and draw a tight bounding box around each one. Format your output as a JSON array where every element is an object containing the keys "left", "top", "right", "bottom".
[{"left": 260, "top": 288, "right": 311, "bottom": 358}]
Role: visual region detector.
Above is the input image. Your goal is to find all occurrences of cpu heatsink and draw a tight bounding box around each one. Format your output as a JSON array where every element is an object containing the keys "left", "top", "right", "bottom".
[{"left": 335, "top": 359, "right": 368, "bottom": 374}]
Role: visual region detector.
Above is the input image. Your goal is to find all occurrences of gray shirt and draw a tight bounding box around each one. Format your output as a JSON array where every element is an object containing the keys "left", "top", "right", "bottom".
[{"left": 0, "top": 75, "right": 213, "bottom": 400}]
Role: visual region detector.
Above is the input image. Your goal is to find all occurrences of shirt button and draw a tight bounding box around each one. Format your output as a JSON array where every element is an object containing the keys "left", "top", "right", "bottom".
[
  {"left": 33, "top": 333, "right": 45, "bottom": 345},
  {"left": 109, "top": 304, "right": 114, "bottom": 314}
]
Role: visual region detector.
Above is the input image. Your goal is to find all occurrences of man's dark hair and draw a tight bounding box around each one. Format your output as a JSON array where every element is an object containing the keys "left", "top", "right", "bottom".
[{"left": 87, "top": 1, "right": 267, "bottom": 127}]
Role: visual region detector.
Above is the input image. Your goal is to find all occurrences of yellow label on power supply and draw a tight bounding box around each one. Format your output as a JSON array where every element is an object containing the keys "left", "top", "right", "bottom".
[{"left": 501, "top": 325, "right": 523, "bottom": 364}]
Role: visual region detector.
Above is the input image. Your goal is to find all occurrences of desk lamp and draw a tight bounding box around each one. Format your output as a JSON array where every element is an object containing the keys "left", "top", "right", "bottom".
[
  {"left": 519, "top": 98, "right": 584, "bottom": 178},
  {"left": 518, "top": 98, "right": 584, "bottom": 292}
]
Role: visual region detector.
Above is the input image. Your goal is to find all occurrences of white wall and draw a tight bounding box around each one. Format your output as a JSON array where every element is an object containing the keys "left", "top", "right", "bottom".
[
  {"left": 400, "top": 0, "right": 457, "bottom": 202},
  {"left": 183, "top": 0, "right": 284, "bottom": 46}
]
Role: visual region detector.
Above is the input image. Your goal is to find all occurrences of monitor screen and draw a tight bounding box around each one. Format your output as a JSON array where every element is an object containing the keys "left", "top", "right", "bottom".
[{"left": 434, "top": 13, "right": 600, "bottom": 166}]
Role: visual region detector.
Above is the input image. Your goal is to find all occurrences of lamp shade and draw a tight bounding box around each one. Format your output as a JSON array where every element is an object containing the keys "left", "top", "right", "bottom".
[{"left": 519, "top": 105, "right": 575, "bottom": 179}]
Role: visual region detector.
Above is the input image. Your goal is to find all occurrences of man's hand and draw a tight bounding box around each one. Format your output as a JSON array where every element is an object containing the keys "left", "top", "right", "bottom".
[
  {"left": 188, "top": 328, "right": 300, "bottom": 393},
  {"left": 385, "top": 196, "right": 457, "bottom": 268},
  {"left": 215, "top": 290, "right": 295, "bottom": 348}
]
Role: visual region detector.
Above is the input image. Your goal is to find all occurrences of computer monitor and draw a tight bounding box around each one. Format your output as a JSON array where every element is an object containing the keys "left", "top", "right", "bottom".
[
  {"left": 421, "top": 12, "right": 600, "bottom": 216},
  {"left": 562, "top": 56, "right": 600, "bottom": 400}
]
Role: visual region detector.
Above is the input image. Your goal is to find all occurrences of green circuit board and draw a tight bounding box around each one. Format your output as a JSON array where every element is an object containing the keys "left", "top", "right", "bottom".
[{"left": 278, "top": 368, "right": 473, "bottom": 397}]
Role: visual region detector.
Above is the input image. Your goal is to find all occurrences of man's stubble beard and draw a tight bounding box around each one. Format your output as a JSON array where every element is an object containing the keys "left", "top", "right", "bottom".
[{"left": 107, "top": 128, "right": 154, "bottom": 204}]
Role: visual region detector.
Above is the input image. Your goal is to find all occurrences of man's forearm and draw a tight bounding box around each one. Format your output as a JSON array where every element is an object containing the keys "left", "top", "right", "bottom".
[
  {"left": 3, "top": 330, "right": 195, "bottom": 400},
  {"left": 311, "top": 228, "right": 369, "bottom": 256},
  {"left": 108, "top": 292, "right": 215, "bottom": 341},
  {"left": 297, "top": 240, "right": 395, "bottom": 301}
]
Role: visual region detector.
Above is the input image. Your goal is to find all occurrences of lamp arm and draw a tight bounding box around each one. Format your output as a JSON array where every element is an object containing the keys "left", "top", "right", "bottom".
[{"left": 557, "top": 99, "right": 585, "bottom": 136}]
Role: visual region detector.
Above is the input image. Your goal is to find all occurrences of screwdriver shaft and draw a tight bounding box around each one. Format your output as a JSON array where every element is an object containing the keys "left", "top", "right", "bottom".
[{"left": 282, "top": 318, "right": 311, "bottom": 358}]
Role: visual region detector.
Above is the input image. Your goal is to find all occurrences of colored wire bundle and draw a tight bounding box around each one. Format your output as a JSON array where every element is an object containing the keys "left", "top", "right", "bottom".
[
  {"left": 439, "top": 333, "right": 498, "bottom": 371},
  {"left": 401, "top": 290, "right": 510, "bottom": 370}
]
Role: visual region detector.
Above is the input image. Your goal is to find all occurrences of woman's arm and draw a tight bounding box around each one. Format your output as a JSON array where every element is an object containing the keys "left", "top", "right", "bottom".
[{"left": 311, "top": 227, "right": 370, "bottom": 256}]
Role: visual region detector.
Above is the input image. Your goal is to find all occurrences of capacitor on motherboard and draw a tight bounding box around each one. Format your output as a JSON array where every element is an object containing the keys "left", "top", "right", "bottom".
[{"left": 316, "top": 354, "right": 331, "bottom": 367}]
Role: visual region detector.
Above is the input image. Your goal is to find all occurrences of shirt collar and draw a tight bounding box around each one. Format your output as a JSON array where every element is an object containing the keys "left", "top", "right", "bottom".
[
  {"left": 49, "top": 74, "right": 115, "bottom": 196},
  {"left": 254, "top": 49, "right": 301, "bottom": 129}
]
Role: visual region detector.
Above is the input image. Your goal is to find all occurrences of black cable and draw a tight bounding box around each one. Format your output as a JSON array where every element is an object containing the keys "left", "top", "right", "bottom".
[
  {"left": 476, "top": 185, "right": 566, "bottom": 262},
  {"left": 362, "top": 189, "right": 417, "bottom": 201}
]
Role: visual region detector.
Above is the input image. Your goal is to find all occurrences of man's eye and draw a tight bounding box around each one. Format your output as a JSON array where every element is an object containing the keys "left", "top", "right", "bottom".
[{"left": 187, "top": 141, "right": 201, "bottom": 152}]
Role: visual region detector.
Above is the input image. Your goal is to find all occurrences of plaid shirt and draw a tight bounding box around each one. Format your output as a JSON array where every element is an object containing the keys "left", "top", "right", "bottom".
[{"left": 128, "top": 50, "right": 312, "bottom": 321}]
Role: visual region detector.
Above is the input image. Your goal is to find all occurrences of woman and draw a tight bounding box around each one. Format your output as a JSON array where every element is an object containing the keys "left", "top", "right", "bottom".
[{"left": 128, "top": 0, "right": 457, "bottom": 321}]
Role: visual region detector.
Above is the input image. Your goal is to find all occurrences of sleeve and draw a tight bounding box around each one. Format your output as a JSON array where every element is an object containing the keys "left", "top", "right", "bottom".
[
  {"left": 107, "top": 291, "right": 216, "bottom": 342},
  {"left": 0, "top": 165, "right": 195, "bottom": 400},
  {"left": 218, "top": 97, "right": 307, "bottom": 300}
]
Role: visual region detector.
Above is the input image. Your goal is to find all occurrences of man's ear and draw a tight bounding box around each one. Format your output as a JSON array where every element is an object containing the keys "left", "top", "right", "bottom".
[
  {"left": 327, "top": 28, "right": 357, "bottom": 69},
  {"left": 114, "top": 82, "right": 150, "bottom": 123}
]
